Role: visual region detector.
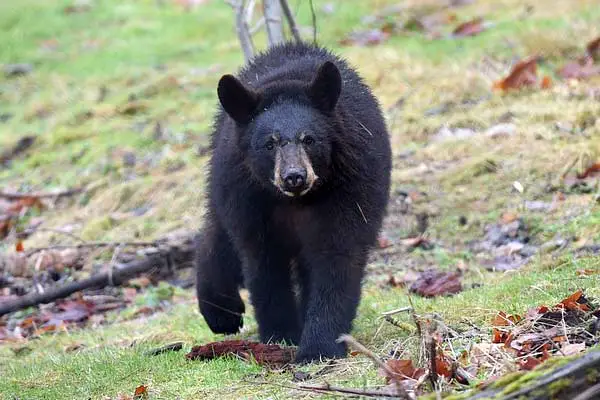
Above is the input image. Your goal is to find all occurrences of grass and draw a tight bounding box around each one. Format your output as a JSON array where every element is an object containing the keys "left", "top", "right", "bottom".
[{"left": 1, "top": 0, "right": 600, "bottom": 399}]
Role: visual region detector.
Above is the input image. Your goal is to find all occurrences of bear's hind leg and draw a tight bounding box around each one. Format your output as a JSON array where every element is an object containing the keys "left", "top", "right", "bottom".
[{"left": 196, "top": 220, "right": 245, "bottom": 335}]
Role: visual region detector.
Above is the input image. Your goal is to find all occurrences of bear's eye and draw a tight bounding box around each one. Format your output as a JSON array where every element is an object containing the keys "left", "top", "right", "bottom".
[
  {"left": 265, "top": 140, "right": 275, "bottom": 150},
  {"left": 302, "top": 135, "right": 315, "bottom": 146}
]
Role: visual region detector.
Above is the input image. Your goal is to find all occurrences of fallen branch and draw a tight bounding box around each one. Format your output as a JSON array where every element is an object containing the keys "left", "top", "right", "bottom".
[
  {"left": 465, "top": 350, "right": 600, "bottom": 399},
  {"left": 0, "top": 187, "right": 84, "bottom": 200},
  {"left": 0, "top": 238, "right": 195, "bottom": 316},
  {"left": 25, "top": 241, "right": 159, "bottom": 257},
  {"left": 296, "top": 382, "right": 406, "bottom": 398}
]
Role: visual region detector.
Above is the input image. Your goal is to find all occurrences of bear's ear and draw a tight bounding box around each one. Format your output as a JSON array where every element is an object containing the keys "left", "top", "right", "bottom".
[
  {"left": 308, "top": 61, "right": 342, "bottom": 112},
  {"left": 218, "top": 74, "right": 261, "bottom": 124}
]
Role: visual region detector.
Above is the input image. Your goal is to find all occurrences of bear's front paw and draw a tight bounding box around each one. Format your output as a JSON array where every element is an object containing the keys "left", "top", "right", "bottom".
[
  {"left": 294, "top": 341, "right": 346, "bottom": 364},
  {"left": 199, "top": 294, "right": 245, "bottom": 335}
]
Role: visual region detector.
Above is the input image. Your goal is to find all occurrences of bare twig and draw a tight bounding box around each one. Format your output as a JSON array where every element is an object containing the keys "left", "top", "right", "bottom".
[
  {"left": 279, "top": 0, "right": 301, "bottom": 42},
  {"left": 263, "top": 0, "right": 284, "bottom": 45},
  {"left": 337, "top": 334, "right": 410, "bottom": 399},
  {"left": 308, "top": 0, "right": 317, "bottom": 43},
  {"left": 0, "top": 187, "right": 84, "bottom": 200},
  {"left": 25, "top": 241, "right": 158, "bottom": 257},
  {"left": 382, "top": 306, "right": 413, "bottom": 316},
  {"left": 297, "top": 382, "right": 405, "bottom": 398},
  {"left": 228, "top": 0, "right": 255, "bottom": 62}
]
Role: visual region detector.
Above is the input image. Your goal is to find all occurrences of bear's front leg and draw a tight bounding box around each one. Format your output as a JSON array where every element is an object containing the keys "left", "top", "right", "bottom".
[
  {"left": 196, "top": 222, "right": 245, "bottom": 335},
  {"left": 295, "top": 253, "right": 365, "bottom": 363},
  {"left": 244, "top": 249, "right": 301, "bottom": 345}
]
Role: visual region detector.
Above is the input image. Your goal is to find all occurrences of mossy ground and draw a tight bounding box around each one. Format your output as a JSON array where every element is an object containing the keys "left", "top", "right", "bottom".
[{"left": 1, "top": 0, "right": 599, "bottom": 399}]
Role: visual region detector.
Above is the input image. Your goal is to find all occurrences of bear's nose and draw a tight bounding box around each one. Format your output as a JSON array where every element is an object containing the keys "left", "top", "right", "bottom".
[{"left": 282, "top": 168, "right": 307, "bottom": 192}]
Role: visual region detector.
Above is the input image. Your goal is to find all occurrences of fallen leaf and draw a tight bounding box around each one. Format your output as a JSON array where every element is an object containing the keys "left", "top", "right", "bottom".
[
  {"left": 15, "top": 241, "right": 24, "bottom": 252},
  {"left": 400, "top": 236, "right": 434, "bottom": 250},
  {"left": 576, "top": 162, "right": 600, "bottom": 179},
  {"left": 577, "top": 269, "right": 600, "bottom": 277},
  {"left": 409, "top": 269, "right": 462, "bottom": 297},
  {"left": 557, "top": 289, "right": 591, "bottom": 312},
  {"left": 435, "top": 351, "right": 454, "bottom": 379},
  {"left": 340, "top": 29, "right": 391, "bottom": 47},
  {"left": 186, "top": 340, "right": 295, "bottom": 367},
  {"left": 493, "top": 56, "right": 550, "bottom": 91},
  {"left": 561, "top": 342, "right": 586, "bottom": 356},
  {"left": 519, "top": 356, "right": 542, "bottom": 370},
  {"left": 133, "top": 385, "right": 149, "bottom": 399},
  {"left": 377, "top": 235, "right": 393, "bottom": 249},
  {"left": 380, "top": 359, "right": 426, "bottom": 383},
  {"left": 452, "top": 17, "right": 486, "bottom": 37},
  {"left": 558, "top": 56, "right": 600, "bottom": 80},
  {"left": 586, "top": 36, "right": 600, "bottom": 60}
]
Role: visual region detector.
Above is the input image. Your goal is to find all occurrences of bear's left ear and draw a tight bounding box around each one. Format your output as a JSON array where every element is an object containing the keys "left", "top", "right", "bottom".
[
  {"left": 308, "top": 61, "right": 342, "bottom": 112},
  {"left": 218, "top": 74, "right": 261, "bottom": 124}
]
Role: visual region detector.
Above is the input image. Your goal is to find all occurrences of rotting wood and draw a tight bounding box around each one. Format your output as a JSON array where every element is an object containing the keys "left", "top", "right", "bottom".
[{"left": 463, "top": 350, "right": 600, "bottom": 400}]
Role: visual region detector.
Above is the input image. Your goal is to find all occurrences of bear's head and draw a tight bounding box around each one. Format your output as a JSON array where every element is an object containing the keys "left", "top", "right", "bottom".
[{"left": 217, "top": 61, "right": 342, "bottom": 198}]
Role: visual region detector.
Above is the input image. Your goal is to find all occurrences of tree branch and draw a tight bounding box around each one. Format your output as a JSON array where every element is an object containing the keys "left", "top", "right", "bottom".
[{"left": 279, "top": 0, "right": 301, "bottom": 42}]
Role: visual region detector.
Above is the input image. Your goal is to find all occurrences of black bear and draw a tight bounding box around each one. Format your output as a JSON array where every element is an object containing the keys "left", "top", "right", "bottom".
[{"left": 195, "top": 41, "right": 392, "bottom": 363}]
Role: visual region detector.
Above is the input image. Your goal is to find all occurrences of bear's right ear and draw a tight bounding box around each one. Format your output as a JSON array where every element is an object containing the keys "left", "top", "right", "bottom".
[{"left": 217, "top": 75, "right": 261, "bottom": 124}]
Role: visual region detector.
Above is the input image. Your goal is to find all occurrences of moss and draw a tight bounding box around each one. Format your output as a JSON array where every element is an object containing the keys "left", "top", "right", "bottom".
[{"left": 548, "top": 378, "right": 573, "bottom": 397}]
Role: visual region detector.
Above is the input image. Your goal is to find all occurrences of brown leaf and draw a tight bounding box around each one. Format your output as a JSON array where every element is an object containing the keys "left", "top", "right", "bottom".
[
  {"left": 409, "top": 269, "right": 462, "bottom": 297},
  {"left": 577, "top": 269, "right": 600, "bottom": 277},
  {"left": 15, "top": 241, "right": 25, "bottom": 252},
  {"left": 576, "top": 162, "right": 600, "bottom": 179},
  {"left": 186, "top": 340, "right": 295, "bottom": 367},
  {"left": 377, "top": 235, "right": 392, "bottom": 249},
  {"left": 340, "top": 29, "right": 391, "bottom": 47},
  {"left": 558, "top": 57, "right": 600, "bottom": 80},
  {"left": 435, "top": 352, "right": 453, "bottom": 379},
  {"left": 557, "top": 289, "right": 591, "bottom": 312},
  {"left": 133, "top": 385, "right": 149, "bottom": 399},
  {"left": 586, "top": 36, "right": 600, "bottom": 60},
  {"left": 452, "top": 18, "right": 486, "bottom": 37},
  {"left": 400, "top": 236, "right": 434, "bottom": 250},
  {"left": 493, "top": 56, "right": 550, "bottom": 91},
  {"left": 519, "top": 356, "right": 542, "bottom": 371},
  {"left": 380, "top": 359, "right": 426, "bottom": 383}
]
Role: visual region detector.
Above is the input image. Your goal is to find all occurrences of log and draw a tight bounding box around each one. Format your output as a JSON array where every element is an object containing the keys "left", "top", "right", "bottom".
[
  {"left": 464, "top": 350, "right": 600, "bottom": 400},
  {"left": 0, "top": 239, "right": 195, "bottom": 316}
]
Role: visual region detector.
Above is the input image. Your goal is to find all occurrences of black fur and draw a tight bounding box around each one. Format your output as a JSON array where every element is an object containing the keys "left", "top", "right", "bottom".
[{"left": 196, "top": 42, "right": 392, "bottom": 363}]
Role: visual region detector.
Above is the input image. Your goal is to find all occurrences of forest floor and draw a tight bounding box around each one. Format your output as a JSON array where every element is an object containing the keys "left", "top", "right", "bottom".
[{"left": 1, "top": 0, "right": 599, "bottom": 399}]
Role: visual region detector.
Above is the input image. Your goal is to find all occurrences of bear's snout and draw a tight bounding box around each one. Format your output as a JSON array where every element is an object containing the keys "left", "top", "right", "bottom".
[{"left": 282, "top": 167, "right": 307, "bottom": 194}]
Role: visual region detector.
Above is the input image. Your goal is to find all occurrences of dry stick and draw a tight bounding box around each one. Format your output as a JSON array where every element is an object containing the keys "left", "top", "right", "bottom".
[
  {"left": 279, "top": 0, "right": 301, "bottom": 42},
  {"left": 0, "top": 243, "right": 194, "bottom": 316},
  {"left": 382, "top": 306, "right": 412, "bottom": 316},
  {"left": 296, "top": 382, "right": 403, "bottom": 398},
  {"left": 0, "top": 187, "right": 83, "bottom": 200},
  {"left": 25, "top": 241, "right": 158, "bottom": 257},
  {"left": 338, "top": 334, "right": 411, "bottom": 399}
]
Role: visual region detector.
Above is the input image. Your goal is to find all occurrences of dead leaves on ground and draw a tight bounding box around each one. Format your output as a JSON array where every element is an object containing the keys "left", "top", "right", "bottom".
[
  {"left": 340, "top": 3, "right": 488, "bottom": 47},
  {"left": 186, "top": 339, "right": 296, "bottom": 368},
  {"left": 558, "top": 36, "right": 600, "bottom": 80},
  {"left": 491, "top": 290, "right": 599, "bottom": 371}
]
